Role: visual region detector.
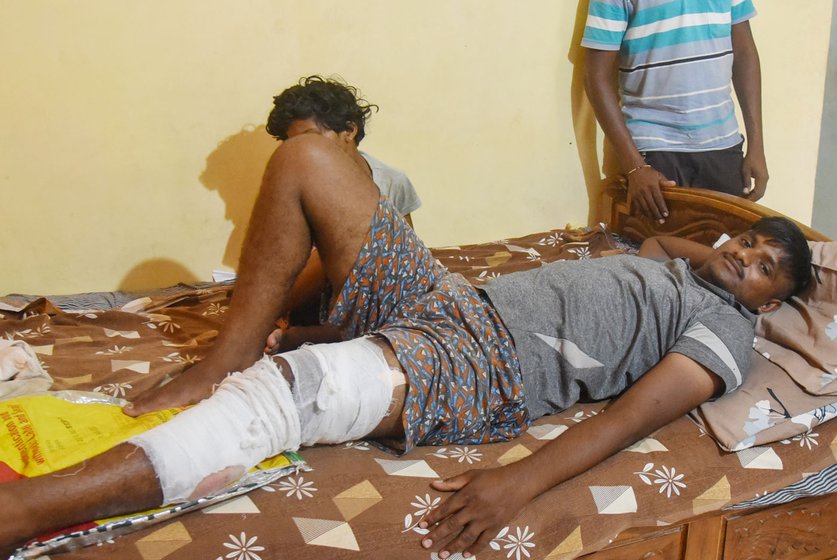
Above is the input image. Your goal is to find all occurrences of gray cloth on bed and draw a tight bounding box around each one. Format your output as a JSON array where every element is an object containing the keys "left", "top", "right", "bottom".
[
  {"left": 4, "top": 281, "right": 229, "bottom": 312},
  {"left": 482, "top": 255, "right": 756, "bottom": 419}
]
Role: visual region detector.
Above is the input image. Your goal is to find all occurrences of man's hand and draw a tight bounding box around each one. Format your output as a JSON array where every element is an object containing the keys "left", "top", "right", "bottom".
[
  {"left": 627, "top": 165, "right": 676, "bottom": 223},
  {"left": 418, "top": 466, "right": 533, "bottom": 558},
  {"left": 741, "top": 150, "right": 768, "bottom": 201}
]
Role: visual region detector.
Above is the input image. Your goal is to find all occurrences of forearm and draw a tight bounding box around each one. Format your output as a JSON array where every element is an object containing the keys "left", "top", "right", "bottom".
[
  {"left": 732, "top": 21, "right": 764, "bottom": 153},
  {"left": 415, "top": 412, "right": 645, "bottom": 558},
  {"left": 510, "top": 404, "right": 647, "bottom": 501},
  {"left": 638, "top": 237, "right": 670, "bottom": 260},
  {"left": 510, "top": 353, "right": 720, "bottom": 503},
  {"left": 585, "top": 48, "right": 674, "bottom": 221},
  {"left": 286, "top": 251, "right": 327, "bottom": 325},
  {"left": 585, "top": 49, "right": 645, "bottom": 172},
  {"left": 638, "top": 236, "right": 713, "bottom": 266},
  {"left": 420, "top": 354, "right": 720, "bottom": 557},
  {"left": 278, "top": 325, "right": 343, "bottom": 352}
]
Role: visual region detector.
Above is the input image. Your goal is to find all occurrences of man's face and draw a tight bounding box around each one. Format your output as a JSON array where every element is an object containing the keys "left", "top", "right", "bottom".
[
  {"left": 698, "top": 231, "right": 795, "bottom": 313},
  {"left": 285, "top": 118, "right": 356, "bottom": 156}
]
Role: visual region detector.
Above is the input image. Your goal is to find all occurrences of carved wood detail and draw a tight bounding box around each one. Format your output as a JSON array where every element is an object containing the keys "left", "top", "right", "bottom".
[
  {"left": 723, "top": 495, "right": 837, "bottom": 560},
  {"left": 603, "top": 186, "right": 831, "bottom": 244}
]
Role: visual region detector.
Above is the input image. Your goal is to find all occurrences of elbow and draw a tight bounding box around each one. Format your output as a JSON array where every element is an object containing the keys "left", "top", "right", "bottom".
[
  {"left": 637, "top": 238, "right": 666, "bottom": 260},
  {"left": 583, "top": 70, "right": 596, "bottom": 100}
]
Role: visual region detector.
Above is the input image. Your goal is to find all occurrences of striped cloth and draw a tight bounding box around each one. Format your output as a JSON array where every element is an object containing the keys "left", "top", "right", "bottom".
[
  {"left": 582, "top": 0, "right": 756, "bottom": 152},
  {"left": 724, "top": 462, "right": 837, "bottom": 510}
]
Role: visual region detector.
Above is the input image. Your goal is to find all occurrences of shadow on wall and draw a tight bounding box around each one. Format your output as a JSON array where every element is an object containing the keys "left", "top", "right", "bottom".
[
  {"left": 116, "top": 125, "right": 276, "bottom": 291},
  {"left": 569, "top": 0, "right": 620, "bottom": 225},
  {"left": 118, "top": 258, "right": 200, "bottom": 292},
  {"left": 200, "top": 124, "right": 279, "bottom": 270}
]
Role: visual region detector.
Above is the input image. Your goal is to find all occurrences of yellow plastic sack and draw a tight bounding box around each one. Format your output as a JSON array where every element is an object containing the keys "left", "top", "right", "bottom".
[
  {"left": 0, "top": 393, "right": 176, "bottom": 479},
  {"left": 1, "top": 392, "right": 305, "bottom": 559},
  {"left": 0, "top": 392, "right": 299, "bottom": 479}
]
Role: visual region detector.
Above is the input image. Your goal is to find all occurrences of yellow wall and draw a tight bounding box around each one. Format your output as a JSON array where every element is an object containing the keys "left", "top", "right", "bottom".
[{"left": 1, "top": 1, "right": 832, "bottom": 295}]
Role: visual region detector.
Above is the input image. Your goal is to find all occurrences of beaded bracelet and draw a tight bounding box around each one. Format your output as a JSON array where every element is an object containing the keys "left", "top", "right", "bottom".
[{"left": 625, "top": 163, "right": 651, "bottom": 177}]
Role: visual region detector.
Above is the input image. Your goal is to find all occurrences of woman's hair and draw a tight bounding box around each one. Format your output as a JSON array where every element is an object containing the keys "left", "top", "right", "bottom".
[{"left": 266, "top": 75, "right": 378, "bottom": 145}]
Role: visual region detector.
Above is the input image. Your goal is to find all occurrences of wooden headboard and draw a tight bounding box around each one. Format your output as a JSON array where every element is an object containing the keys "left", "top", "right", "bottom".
[{"left": 601, "top": 185, "right": 830, "bottom": 244}]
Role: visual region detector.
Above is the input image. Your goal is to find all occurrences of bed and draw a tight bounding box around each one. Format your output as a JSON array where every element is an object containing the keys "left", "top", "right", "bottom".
[{"left": 2, "top": 186, "right": 835, "bottom": 560}]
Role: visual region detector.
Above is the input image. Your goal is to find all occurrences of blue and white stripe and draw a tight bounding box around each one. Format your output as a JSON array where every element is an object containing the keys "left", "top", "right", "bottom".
[{"left": 582, "top": 0, "right": 757, "bottom": 152}]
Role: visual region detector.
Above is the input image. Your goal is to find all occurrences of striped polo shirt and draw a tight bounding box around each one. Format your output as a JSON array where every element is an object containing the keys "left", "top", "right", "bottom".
[{"left": 582, "top": 0, "right": 757, "bottom": 152}]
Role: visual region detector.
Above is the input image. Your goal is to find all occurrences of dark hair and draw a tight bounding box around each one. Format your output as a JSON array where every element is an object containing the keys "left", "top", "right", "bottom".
[
  {"left": 266, "top": 75, "right": 378, "bottom": 145},
  {"left": 751, "top": 217, "right": 812, "bottom": 299}
]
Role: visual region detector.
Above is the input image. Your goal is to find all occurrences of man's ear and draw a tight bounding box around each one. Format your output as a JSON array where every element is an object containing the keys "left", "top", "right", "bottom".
[{"left": 756, "top": 298, "right": 783, "bottom": 314}]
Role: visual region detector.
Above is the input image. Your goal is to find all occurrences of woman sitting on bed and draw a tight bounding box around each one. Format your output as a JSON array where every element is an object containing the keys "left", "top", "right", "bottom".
[
  {"left": 263, "top": 74, "right": 422, "bottom": 330},
  {"left": 0, "top": 134, "right": 812, "bottom": 559}
]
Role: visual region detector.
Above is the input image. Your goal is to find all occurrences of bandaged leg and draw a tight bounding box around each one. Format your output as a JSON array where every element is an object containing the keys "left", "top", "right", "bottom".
[
  {"left": 129, "top": 356, "right": 300, "bottom": 504},
  {"left": 283, "top": 336, "right": 397, "bottom": 446},
  {"left": 128, "top": 337, "right": 398, "bottom": 505}
]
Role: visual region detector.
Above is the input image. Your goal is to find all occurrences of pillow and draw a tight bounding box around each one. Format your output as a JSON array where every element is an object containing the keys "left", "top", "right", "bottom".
[
  {"left": 692, "top": 351, "right": 837, "bottom": 452},
  {"left": 693, "top": 241, "right": 837, "bottom": 451}
]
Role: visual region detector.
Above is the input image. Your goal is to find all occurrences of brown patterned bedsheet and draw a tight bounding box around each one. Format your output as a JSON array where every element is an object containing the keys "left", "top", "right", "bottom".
[{"left": 2, "top": 225, "right": 835, "bottom": 560}]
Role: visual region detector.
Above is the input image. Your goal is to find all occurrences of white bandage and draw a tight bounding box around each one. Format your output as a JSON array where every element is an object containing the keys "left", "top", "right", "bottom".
[
  {"left": 283, "top": 336, "right": 394, "bottom": 446},
  {"left": 129, "top": 356, "right": 300, "bottom": 504},
  {"left": 128, "top": 337, "right": 397, "bottom": 505}
]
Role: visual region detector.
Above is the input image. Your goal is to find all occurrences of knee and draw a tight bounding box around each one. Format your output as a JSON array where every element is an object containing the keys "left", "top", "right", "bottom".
[
  {"left": 268, "top": 134, "right": 344, "bottom": 177},
  {"left": 259, "top": 134, "right": 350, "bottom": 203},
  {"left": 281, "top": 339, "right": 397, "bottom": 446}
]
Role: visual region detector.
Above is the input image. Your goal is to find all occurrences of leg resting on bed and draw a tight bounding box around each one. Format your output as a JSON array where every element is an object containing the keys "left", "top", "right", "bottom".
[{"left": 1, "top": 337, "right": 407, "bottom": 555}]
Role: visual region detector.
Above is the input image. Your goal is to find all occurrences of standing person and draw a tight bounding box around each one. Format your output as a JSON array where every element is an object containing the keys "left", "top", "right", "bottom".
[{"left": 583, "top": 0, "right": 767, "bottom": 223}]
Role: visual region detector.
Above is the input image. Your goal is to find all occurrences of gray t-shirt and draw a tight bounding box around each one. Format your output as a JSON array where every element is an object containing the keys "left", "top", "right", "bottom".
[
  {"left": 482, "top": 255, "right": 756, "bottom": 419},
  {"left": 361, "top": 152, "right": 421, "bottom": 216}
]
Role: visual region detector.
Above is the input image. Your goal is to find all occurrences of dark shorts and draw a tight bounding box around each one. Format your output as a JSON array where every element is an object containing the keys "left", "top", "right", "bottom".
[
  {"left": 642, "top": 141, "right": 745, "bottom": 196},
  {"left": 323, "top": 195, "right": 529, "bottom": 452}
]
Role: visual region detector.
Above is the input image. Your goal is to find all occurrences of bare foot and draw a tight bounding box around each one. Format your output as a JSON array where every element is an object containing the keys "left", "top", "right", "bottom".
[{"left": 123, "top": 353, "right": 243, "bottom": 417}]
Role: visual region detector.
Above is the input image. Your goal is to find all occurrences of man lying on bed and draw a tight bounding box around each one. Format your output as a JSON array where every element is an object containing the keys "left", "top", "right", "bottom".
[{"left": 0, "top": 134, "right": 812, "bottom": 558}]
